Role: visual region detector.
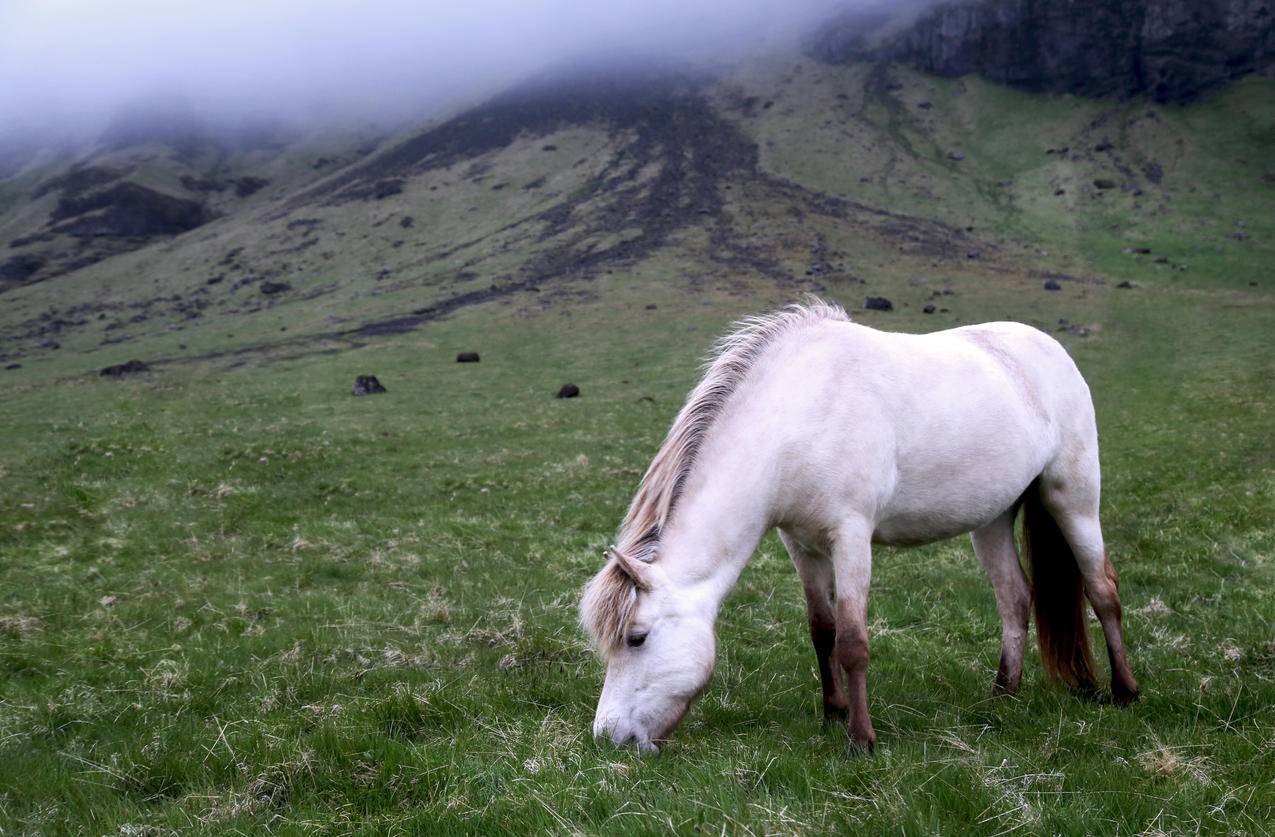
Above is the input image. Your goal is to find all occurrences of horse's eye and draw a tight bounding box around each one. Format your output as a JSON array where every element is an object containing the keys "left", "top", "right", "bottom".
[{"left": 626, "top": 631, "right": 648, "bottom": 648}]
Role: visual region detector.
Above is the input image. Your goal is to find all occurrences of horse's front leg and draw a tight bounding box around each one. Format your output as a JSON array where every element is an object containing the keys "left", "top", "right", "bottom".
[
  {"left": 832, "top": 524, "right": 875, "bottom": 752},
  {"left": 780, "top": 531, "right": 847, "bottom": 722},
  {"left": 971, "top": 511, "right": 1031, "bottom": 695}
]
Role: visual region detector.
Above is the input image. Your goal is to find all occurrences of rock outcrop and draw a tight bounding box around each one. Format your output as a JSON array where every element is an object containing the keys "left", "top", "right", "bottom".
[{"left": 811, "top": 0, "right": 1275, "bottom": 102}]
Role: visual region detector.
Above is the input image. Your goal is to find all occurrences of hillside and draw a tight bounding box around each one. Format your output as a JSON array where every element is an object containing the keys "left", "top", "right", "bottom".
[
  {"left": 0, "top": 35, "right": 1273, "bottom": 836},
  {"left": 1, "top": 50, "right": 1271, "bottom": 378}
]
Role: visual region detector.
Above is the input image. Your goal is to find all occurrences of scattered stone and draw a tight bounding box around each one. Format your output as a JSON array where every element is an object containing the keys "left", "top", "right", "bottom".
[
  {"left": 917, "top": 101, "right": 932, "bottom": 109},
  {"left": 456, "top": 352, "right": 481, "bottom": 363},
  {"left": 864, "top": 296, "right": 893, "bottom": 311},
  {"left": 1093, "top": 178, "right": 1117, "bottom": 189},
  {"left": 556, "top": 384, "right": 580, "bottom": 399},
  {"left": 1116, "top": 281, "right": 1137, "bottom": 289},
  {"left": 400, "top": 216, "right": 414, "bottom": 228},
  {"left": 1054, "top": 189, "right": 1066, "bottom": 196},
  {"left": 947, "top": 150, "right": 965, "bottom": 161},
  {"left": 645, "top": 303, "right": 658, "bottom": 310},
  {"left": 100, "top": 359, "right": 149, "bottom": 377},
  {"left": 1133, "top": 247, "right": 1152, "bottom": 254},
  {"left": 541, "top": 144, "right": 558, "bottom": 152},
  {"left": 1231, "top": 231, "right": 1249, "bottom": 241},
  {"left": 260, "top": 281, "right": 291, "bottom": 295},
  {"left": 1067, "top": 325, "right": 1091, "bottom": 336},
  {"left": 1094, "top": 142, "right": 1114, "bottom": 152},
  {"left": 1154, "top": 256, "right": 1169, "bottom": 264},
  {"left": 1143, "top": 161, "right": 1164, "bottom": 184},
  {"left": 352, "top": 375, "right": 387, "bottom": 396},
  {"left": 966, "top": 250, "right": 980, "bottom": 259},
  {"left": 4, "top": 363, "right": 21, "bottom": 370},
  {"left": 1043, "top": 280, "right": 1062, "bottom": 291},
  {"left": 923, "top": 303, "right": 936, "bottom": 314}
]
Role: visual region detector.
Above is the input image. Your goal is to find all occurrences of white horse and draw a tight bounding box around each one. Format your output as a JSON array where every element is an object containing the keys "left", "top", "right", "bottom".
[{"left": 580, "top": 300, "right": 1138, "bottom": 753}]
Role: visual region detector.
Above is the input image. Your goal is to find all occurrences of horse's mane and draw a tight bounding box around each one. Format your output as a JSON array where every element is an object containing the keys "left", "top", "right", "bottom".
[{"left": 580, "top": 298, "right": 850, "bottom": 650}]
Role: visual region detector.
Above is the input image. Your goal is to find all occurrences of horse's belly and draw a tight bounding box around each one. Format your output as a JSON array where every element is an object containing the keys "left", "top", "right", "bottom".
[{"left": 871, "top": 450, "right": 1040, "bottom": 546}]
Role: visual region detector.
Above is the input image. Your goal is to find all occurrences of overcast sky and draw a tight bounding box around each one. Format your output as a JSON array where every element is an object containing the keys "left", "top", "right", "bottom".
[{"left": 0, "top": 0, "right": 895, "bottom": 143}]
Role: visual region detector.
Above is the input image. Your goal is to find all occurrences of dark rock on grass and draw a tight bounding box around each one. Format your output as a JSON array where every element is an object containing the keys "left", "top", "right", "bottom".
[
  {"left": 400, "top": 216, "right": 414, "bottom": 228},
  {"left": 456, "top": 352, "right": 480, "bottom": 363},
  {"left": 645, "top": 303, "right": 658, "bottom": 310},
  {"left": 235, "top": 176, "right": 270, "bottom": 198},
  {"left": 1054, "top": 189, "right": 1066, "bottom": 196},
  {"left": 260, "top": 281, "right": 291, "bottom": 295},
  {"left": 1066, "top": 325, "right": 1091, "bottom": 336},
  {"left": 1144, "top": 161, "right": 1164, "bottom": 184},
  {"left": 923, "top": 303, "right": 936, "bottom": 314},
  {"left": 100, "top": 359, "right": 149, "bottom": 377},
  {"left": 557, "top": 384, "right": 580, "bottom": 399},
  {"left": 352, "top": 375, "right": 387, "bottom": 396},
  {"left": 947, "top": 150, "right": 965, "bottom": 161},
  {"left": 1117, "top": 280, "right": 1137, "bottom": 289},
  {"left": 864, "top": 296, "right": 893, "bottom": 311},
  {"left": 966, "top": 250, "right": 980, "bottom": 259},
  {"left": 1093, "top": 178, "right": 1117, "bottom": 189},
  {"left": 1043, "top": 280, "right": 1062, "bottom": 291},
  {"left": 1094, "top": 142, "right": 1114, "bottom": 152},
  {"left": 541, "top": 144, "right": 558, "bottom": 152},
  {"left": 1133, "top": 247, "right": 1152, "bottom": 254},
  {"left": 5, "top": 363, "right": 21, "bottom": 370}
]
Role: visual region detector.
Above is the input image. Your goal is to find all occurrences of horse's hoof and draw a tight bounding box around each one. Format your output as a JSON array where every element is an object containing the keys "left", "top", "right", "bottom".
[
  {"left": 1111, "top": 684, "right": 1140, "bottom": 706},
  {"left": 847, "top": 736, "right": 876, "bottom": 756},
  {"left": 822, "top": 704, "right": 848, "bottom": 724},
  {"left": 991, "top": 680, "right": 1020, "bottom": 698}
]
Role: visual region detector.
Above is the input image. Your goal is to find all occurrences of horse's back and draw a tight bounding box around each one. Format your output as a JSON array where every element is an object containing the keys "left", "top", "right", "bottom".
[{"left": 760, "top": 319, "right": 1097, "bottom": 544}]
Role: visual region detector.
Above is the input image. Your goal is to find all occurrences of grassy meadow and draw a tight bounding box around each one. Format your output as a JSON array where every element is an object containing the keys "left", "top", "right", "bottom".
[{"left": 1, "top": 56, "right": 1273, "bottom": 835}]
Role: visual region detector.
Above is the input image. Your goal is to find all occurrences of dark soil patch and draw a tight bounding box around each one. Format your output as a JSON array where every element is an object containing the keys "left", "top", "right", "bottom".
[{"left": 50, "top": 183, "right": 210, "bottom": 238}]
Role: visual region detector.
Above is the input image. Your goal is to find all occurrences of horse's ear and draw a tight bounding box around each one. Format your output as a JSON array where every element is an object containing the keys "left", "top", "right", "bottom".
[{"left": 608, "top": 547, "right": 652, "bottom": 591}]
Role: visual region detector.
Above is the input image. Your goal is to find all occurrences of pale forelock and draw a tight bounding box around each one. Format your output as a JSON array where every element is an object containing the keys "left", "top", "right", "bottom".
[{"left": 579, "top": 298, "right": 849, "bottom": 652}]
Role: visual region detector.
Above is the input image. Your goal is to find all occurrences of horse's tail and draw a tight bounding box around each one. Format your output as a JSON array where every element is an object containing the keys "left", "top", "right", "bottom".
[{"left": 1021, "top": 479, "right": 1095, "bottom": 689}]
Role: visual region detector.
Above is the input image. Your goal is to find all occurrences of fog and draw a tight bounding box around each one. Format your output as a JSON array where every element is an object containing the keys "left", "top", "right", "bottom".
[{"left": 0, "top": 0, "right": 920, "bottom": 147}]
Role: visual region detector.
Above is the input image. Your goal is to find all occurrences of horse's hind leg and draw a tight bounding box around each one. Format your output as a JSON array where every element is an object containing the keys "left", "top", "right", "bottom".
[
  {"left": 1041, "top": 481, "right": 1140, "bottom": 704},
  {"left": 780, "top": 531, "right": 847, "bottom": 722},
  {"left": 971, "top": 509, "right": 1031, "bottom": 695}
]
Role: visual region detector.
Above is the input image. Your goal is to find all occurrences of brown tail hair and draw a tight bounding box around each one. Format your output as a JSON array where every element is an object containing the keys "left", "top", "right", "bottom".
[{"left": 1021, "top": 479, "right": 1095, "bottom": 689}]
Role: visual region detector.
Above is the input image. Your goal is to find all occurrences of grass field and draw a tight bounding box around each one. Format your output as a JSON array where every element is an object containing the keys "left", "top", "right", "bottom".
[{"left": 1, "top": 55, "right": 1273, "bottom": 835}]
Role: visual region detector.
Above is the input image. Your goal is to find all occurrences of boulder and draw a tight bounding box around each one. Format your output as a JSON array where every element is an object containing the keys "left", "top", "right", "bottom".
[
  {"left": 352, "top": 375, "right": 387, "bottom": 396},
  {"left": 557, "top": 384, "right": 580, "bottom": 399},
  {"left": 1043, "top": 280, "right": 1062, "bottom": 291},
  {"left": 864, "top": 296, "right": 893, "bottom": 311},
  {"left": 456, "top": 352, "right": 481, "bottom": 363},
  {"left": 100, "top": 359, "right": 149, "bottom": 377},
  {"left": 923, "top": 303, "right": 936, "bottom": 314}
]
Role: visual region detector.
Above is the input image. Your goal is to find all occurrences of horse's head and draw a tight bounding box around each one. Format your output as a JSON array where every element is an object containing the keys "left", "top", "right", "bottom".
[{"left": 579, "top": 548, "right": 715, "bottom": 753}]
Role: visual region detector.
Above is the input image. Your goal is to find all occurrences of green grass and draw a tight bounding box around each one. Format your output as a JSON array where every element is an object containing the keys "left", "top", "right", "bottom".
[{"left": 1, "top": 52, "right": 1273, "bottom": 834}]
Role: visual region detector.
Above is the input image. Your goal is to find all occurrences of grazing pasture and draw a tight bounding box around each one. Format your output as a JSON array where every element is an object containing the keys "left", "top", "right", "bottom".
[{"left": 1, "top": 273, "right": 1271, "bottom": 833}]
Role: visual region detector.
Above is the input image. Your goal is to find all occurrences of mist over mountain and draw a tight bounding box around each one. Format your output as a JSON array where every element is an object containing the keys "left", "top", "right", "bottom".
[{"left": 0, "top": 0, "right": 859, "bottom": 148}]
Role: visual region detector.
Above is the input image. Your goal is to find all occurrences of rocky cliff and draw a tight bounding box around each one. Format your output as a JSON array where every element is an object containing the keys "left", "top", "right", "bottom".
[{"left": 811, "top": 0, "right": 1275, "bottom": 102}]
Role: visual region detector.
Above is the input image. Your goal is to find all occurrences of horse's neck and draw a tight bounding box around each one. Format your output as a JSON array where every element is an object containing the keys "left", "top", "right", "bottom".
[{"left": 657, "top": 438, "right": 771, "bottom": 615}]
